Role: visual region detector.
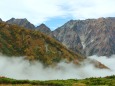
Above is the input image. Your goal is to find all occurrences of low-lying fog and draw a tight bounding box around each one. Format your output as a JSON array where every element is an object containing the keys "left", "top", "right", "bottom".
[{"left": 0, "top": 55, "right": 115, "bottom": 80}]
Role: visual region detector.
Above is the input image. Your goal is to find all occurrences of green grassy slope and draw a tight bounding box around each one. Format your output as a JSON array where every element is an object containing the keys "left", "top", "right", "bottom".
[{"left": 0, "top": 75, "right": 115, "bottom": 86}]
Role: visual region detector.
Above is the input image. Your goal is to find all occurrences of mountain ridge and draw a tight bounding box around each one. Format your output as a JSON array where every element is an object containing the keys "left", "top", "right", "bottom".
[
  {"left": 6, "top": 18, "right": 35, "bottom": 29},
  {"left": 0, "top": 22, "right": 85, "bottom": 66},
  {"left": 53, "top": 17, "right": 115, "bottom": 57},
  {"left": 1, "top": 17, "right": 115, "bottom": 57},
  {"left": 0, "top": 21, "right": 109, "bottom": 69}
]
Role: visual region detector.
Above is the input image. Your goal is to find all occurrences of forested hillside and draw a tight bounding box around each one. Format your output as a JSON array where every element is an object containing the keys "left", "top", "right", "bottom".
[{"left": 0, "top": 22, "right": 84, "bottom": 66}]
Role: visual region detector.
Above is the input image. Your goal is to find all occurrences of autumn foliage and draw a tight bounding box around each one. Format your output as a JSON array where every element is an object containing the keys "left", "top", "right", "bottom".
[{"left": 0, "top": 22, "right": 84, "bottom": 65}]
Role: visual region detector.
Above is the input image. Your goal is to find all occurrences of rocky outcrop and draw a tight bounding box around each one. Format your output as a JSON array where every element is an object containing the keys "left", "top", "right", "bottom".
[
  {"left": 6, "top": 18, "right": 53, "bottom": 36},
  {"left": 52, "top": 20, "right": 83, "bottom": 55},
  {"left": 36, "top": 23, "right": 51, "bottom": 35},
  {"left": 53, "top": 17, "right": 115, "bottom": 56},
  {"left": 0, "top": 18, "right": 2, "bottom": 22},
  {"left": 6, "top": 18, "right": 35, "bottom": 29}
]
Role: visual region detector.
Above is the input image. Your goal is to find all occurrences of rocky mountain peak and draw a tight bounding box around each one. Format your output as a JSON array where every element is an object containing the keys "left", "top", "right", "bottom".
[
  {"left": 1, "top": 17, "right": 114, "bottom": 57},
  {"left": 37, "top": 23, "right": 50, "bottom": 30},
  {"left": 53, "top": 20, "right": 83, "bottom": 55},
  {"left": 0, "top": 18, "right": 2, "bottom": 22},
  {"left": 36, "top": 23, "right": 51, "bottom": 35},
  {"left": 53, "top": 17, "right": 115, "bottom": 57},
  {"left": 9, "top": 17, "right": 15, "bottom": 21},
  {"left": 6, "top": 18, "right": 35, "bottom": 29}
]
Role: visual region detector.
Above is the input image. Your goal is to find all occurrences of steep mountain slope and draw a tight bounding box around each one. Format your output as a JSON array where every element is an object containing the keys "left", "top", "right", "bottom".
[
  {"left": 53, "top": 17, "right": 115, "bottom": 56},
  {"left": 0, "top": 22, "right": 85, "bottom": 66},
  {"left": 6, "top": 18, "right": 35, "bottom": 29},
  {"left": 3, "top": 17, "right": 115, "bottom": 57},
  {"left": 52, "top": 20, "right": 83, "bottom": 54}
]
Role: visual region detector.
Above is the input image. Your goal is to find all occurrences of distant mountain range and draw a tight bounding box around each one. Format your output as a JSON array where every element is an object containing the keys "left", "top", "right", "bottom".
[{"left": 1, "top": 17, "right": 115, "bottom": 57}]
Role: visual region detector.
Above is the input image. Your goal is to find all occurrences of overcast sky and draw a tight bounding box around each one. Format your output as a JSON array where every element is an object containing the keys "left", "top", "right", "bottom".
[{"left": 0, "top": 0, "right": 115, "bottom": 30}]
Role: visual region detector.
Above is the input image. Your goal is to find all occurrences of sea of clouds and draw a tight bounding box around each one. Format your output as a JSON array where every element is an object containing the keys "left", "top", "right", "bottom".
[{"left": 0, "top": 55, "right": 115, "bottom": 80}]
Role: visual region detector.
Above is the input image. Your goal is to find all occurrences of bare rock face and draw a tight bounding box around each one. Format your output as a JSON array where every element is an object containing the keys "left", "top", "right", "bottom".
[
  {"left": 82, "top": 17, "right": 115, "bottom": 56},
  {"left": 52, "top": 20, "right": 83, "bottom": 54},
  {"left": 53, "top": 17, "right": 115, "bottom": 57},
  {"left": 6, "top": 18, "right": 35, "bottom": 29},
  {"left": 2, "top": 17, "right": 115, "bottom": 57},
  {"left": 36, "top": 24, "right": 51, "bottom": 35}
]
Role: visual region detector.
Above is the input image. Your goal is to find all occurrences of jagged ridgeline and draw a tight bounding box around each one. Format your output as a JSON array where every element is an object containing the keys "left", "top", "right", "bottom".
[
  {"left": 5, "top": 17, "right": 115, "bottom": 57},
  {"left": 0, "top": 22, "right": 84, "bottom": 65},
  {"left": 53, "top": 17, "right": 115, "bottom": 57}
]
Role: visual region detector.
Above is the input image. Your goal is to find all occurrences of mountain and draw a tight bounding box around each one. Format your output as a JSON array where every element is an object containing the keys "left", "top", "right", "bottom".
[
  {"left": 52, "top": 20, "right": 83, "bottom": 55},
  {"left": 6, "top": 18, "right": 57, "bottom": 39},
  {"left": 3, "top": 17, "right": 115, "bottom": 57},
  {"left": 53, "top": 17, "right": 115, "bottom": 57},
  {"left": 0, "top": 22, "right": 85, "bottom": 66},
  {"left": 6, "top": 18, "right": 53, "bottom": 36},
  {"left": 6, "top": 18, "right": 35, "bottom": 29},
  {"left": 36, "top": 23, "right": 51, "bottom": 35},
  {"left": 0, "top": 18, "right": 2, "bottom": 22},
  {"left": 0, "top": 21, "right": 108, "bottom": 69}
]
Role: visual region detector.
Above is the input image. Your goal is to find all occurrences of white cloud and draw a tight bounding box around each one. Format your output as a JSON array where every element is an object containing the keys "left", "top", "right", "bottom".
[
  {"left": 0, "top": 55, "right": 115, "bottom": 80},
  {"left": 63, "top": 0, "right": 115, "bottom": 19},
  {"left": 0, "top": 0, "right": 115, "bottom": 25},
  {"left": 0, "top": 0, "right": 66, "bottom": 24}
]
